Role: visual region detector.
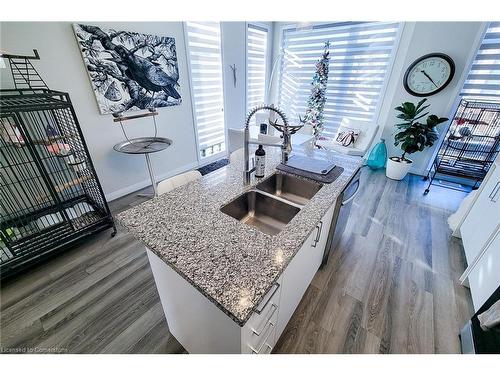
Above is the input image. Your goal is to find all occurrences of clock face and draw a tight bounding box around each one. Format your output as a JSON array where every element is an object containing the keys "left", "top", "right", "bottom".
[{"left": 404, "top": 53, "right": 455, "bottom": 96}]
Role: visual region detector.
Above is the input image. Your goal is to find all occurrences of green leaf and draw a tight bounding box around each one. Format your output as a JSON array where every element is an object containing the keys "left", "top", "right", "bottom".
[
  {"left": 415, "top": 98, "right": 428, "bottom": 112},
  {"left": 418, "top": 134, "right": 426, "bottom": 146},
  {"left": 427, "top": 115, "right": 448, "bottom": 127},
  {"left": 415, "top": 104, "right": 430, "bottom": 115},
  {"left": 395, "top": 123, "right": 412, "bottom": 129},
  {"left": 412, "top": 111, "right": 430, "bottom": 122},
  {"left": 393, "top": 99, "right": 447, "bottom": 154},
  {"left": 403, "top": 102, "right": 415, "bottom": 112},
  {"left": 436, "top": 117, "right": 448, "bottom": 125},
  {"left": 403, "top": 103, "right": 415, "bottom": 117},
  {"left": 425, "top": 129, "right": 439, "bottom": 145}
]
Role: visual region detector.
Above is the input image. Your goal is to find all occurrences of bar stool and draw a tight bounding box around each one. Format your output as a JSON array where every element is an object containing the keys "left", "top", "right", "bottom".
[{"left": 157, "top": 170, "right": 202, "bottom": 195}]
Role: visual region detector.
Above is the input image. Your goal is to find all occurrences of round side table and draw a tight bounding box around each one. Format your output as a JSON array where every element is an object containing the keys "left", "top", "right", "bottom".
[{"left": 113, "top": 136, "right": 172, "bottom": 197}]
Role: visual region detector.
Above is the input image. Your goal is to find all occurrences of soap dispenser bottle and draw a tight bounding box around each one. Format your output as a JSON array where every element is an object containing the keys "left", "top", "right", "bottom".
[{"left": 255, "top": 145, "right": 266, "bottom": 178}]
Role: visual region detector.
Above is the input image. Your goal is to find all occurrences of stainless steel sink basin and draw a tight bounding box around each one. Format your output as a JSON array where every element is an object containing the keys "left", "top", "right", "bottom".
[
  {"left": 255, "top": 173, "right": 323, "bottom": 206},
  {"left": 220, "top": 190, "right": 300, "bottom": 235}
]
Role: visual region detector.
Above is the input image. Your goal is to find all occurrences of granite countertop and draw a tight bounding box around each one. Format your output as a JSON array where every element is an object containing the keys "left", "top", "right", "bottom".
[{"left": 116, "top": 144, "right": 363, "bottom": 326}]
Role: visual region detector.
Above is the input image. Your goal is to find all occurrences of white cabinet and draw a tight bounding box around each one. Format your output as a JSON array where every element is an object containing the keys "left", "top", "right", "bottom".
[
  {"left": 147, "top": 203, "right": 337, "bottom": 353},
  {"left": 275, "top": 204, "right": 335, "bottom": 339},
  {"left": 468, "top": 230, "right": 500, "bottom": 311},
  {"left": 240, "top": 278, "right": 282, "bottom": 354},
  {"left": 147, "top": 247, "right": 284, "bottom": 354},
  {"left": 461, "top": 163, "right": 500, "bottom": 262},
  {"left": 460, "top": 160, "right": 500, "bottom": 312},
  {"left": 275, "top": 225, "right": 317, "bottom": 339},
  {"left": 314, "top": 204, "right": 335, "bottom": 268}
]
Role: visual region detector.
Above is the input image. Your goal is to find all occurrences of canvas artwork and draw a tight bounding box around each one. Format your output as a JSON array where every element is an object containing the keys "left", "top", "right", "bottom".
[{"left": 73, "top": 24, "right": 181, "bottom": 114}]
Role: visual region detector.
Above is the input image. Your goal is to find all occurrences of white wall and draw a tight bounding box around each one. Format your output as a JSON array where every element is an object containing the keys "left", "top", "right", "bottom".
[
  {"left": 270, "top": 21, "right": 487, "bottom": 175},
  {"left": 377, "top": 22, "right": 486, "bottom": 175},
  {"left": 0, "top": 22, "right": 199, "bottom": 201},
  {"left": 221, "top": 22, "right": 247, "bottom": 130},
  {"left": 222, "top": 22, "right": 274, "bottom": 131}
]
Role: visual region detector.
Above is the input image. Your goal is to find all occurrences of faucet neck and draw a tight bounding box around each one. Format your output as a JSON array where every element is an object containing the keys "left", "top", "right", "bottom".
[{"left": 243, "top": 104, "right": 290, "bottom": 185}]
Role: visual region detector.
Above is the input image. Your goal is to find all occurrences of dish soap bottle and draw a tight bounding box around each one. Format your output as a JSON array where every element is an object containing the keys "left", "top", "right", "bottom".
[{"left": 255, "top": 145, "right": 266, "bottom": 178}]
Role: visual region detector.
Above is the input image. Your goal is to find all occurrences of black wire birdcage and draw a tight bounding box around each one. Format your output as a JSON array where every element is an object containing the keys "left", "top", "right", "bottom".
[
  {"left": 0, "top": 50, "right": 115, "bottom": 280},
  {"left": 424, "top": 98, "right": 500, "bottom": 194}
]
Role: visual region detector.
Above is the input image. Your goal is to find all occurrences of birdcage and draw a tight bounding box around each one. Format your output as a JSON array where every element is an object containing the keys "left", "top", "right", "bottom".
[
  {"left": 424, "top": 98, "right": 500, "bottom": 194},
  {"left": 0, "top": 50, "right": 115, "bottom": 279}
]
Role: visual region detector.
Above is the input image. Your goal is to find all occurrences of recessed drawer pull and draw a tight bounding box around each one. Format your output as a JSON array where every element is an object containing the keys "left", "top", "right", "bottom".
[
  {"left": 250, "top": 321, "right": 275, "bottom": 354},
  {"left": 253, "top": 282, "right": 280, "bottom": 315},
  {"left": 252, "top": 303, "right": 278, "bottom": 336},
  {"left": 262, "top": 343, "right": 273, "bottom": 354}
]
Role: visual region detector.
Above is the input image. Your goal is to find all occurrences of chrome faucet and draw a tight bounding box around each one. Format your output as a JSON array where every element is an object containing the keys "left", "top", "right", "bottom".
[{"left": 243, "top": 104, "right": 303, "bottom": 185}]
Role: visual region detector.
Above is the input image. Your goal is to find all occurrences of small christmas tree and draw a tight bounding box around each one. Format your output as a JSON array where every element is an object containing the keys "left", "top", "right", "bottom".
[{"left": 303, "top": 41, "right": 330, "bottom": 139}]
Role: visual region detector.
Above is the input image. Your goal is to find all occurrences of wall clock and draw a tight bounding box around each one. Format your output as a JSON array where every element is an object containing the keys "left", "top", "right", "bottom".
[{"left": 403, "top": 53, "right": 455, "bottom": 97}]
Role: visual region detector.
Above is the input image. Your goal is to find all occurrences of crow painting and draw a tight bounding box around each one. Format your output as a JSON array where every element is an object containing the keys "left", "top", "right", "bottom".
[{"left": 73, "top": 24, "right": 182, "bottom": 115}]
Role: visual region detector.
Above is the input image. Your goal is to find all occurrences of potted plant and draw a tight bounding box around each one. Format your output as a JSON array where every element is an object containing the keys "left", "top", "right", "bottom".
[{"left": 386, "top": 98, "right": 448, "bottom": 180}]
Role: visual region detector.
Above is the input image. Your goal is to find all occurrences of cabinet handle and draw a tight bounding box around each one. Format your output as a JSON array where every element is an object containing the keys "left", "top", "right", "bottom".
[
  {"left": 252, "top": 304, "right": 278, "bottom": 336},
  {"left": 262, "top": 343, "right": 273, "bottom": 354},
  {"left": 459, "top": 223, "right": 500, "bottom": 284},
  {"left": 250, "top": 320, "right": 275, "bottom": 354},
  {"left": 489, "top": 181, "right": 500, "bottom": 202},
  {"left": 253, "top": 282, "right": 279, "bottom": 315},
  {"left": 311, "top": 220, "right": 323, "bottom": 248}
]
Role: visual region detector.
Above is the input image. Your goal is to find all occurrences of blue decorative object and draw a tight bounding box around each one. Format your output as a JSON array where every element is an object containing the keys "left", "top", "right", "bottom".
[{"left": 366, "top": 139, "right": 387, "bottom": 170}]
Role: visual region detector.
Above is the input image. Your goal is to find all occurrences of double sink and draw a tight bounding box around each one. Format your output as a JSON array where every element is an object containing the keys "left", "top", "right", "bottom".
[{"left": 221, "top": 173, "right": 323, "bottom": 235}]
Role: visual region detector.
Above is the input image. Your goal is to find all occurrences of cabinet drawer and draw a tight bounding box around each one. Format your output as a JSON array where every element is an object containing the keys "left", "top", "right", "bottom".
[
  {"left": 314, "top": 204, "right": 335, "bottom": 268},
  {"left": 461, "top": 164, "right": 500, "bottom": 263},
  {"left": 241, "top": 274, "right": 282, "bottom": 353},
  {"left": 242, "top": 319, "right": 276, "bottom": 354},
  {"left": 468, "top": 230, "right": 500, "bottom": 311},
  {"left": 275, "top": 227, "right": 319, "bottom": 339}
]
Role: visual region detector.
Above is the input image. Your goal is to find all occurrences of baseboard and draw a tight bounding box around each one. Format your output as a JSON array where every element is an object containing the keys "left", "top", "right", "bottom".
[
  {"left": 409, "top": 166, "right": 428, "bottom": 177},
  {"left": 105, "top": 161, "right": 199, "bottom": 202}
]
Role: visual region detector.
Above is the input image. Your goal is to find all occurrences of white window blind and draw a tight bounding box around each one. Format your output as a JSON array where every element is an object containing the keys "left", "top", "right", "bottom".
[
  {"left": 461, "top": 22, "right": 500, "bottom": 99},
  {"left": 247, "top": 24, "right": 269, "bottom": 110},
  {"left": 185, "top": 21, "right": 226, "bottom": 159},
  {"left": 279, "top": 22, "right": 401, "bottom": 137}
]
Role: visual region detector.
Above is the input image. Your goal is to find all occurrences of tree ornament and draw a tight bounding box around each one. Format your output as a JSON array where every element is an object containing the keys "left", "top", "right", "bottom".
[{"left": 303, "top": 41, "right": 330, "bottom": 140}]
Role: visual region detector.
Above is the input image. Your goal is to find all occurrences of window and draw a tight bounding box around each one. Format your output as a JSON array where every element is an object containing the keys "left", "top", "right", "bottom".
[
  {"left": 185, "top": 21, "right": 226, "bottom": 160},
  {"left": 278, "top": 22, "right": 401, "bottom": 137},
  {"left": 461, "top": 22, "right": 500, "bottom": 99},
  {"left": 247, "top": 24, "right": 269, "bottom": 110}
]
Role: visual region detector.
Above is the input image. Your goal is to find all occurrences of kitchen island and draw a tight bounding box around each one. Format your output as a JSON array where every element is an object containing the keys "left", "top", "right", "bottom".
[{"left": 117, "top": 145, "right": 362, "bottom": 353}]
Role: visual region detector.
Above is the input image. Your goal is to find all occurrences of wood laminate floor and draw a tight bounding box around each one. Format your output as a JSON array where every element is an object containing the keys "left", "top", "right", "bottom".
[{"left": 0, "top": 169, "right": 473, "bottom": 354}]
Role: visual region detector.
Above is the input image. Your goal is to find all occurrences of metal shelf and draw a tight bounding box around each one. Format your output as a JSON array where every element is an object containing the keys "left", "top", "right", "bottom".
[{"left": 424, "top": 98, "right": 500, "bottom": 194}]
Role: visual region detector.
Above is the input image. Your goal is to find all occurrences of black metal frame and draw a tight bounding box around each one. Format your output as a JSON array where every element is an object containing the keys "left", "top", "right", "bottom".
[
  {"left": 424, "top": 98, "right": 500, "bottom": 194},
  {"left": 0, "top": 51, "right": 115, "bottom": 280}
]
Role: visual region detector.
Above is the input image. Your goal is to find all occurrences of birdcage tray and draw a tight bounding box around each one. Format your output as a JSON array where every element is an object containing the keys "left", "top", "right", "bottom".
[{"left": 113, "top": 137, "right": 173, "bottom": 154}]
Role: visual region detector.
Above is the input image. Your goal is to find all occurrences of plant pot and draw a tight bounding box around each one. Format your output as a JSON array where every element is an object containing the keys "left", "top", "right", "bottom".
[{"left": 385, "top": 156, "right": 412, "bottom": 180}]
